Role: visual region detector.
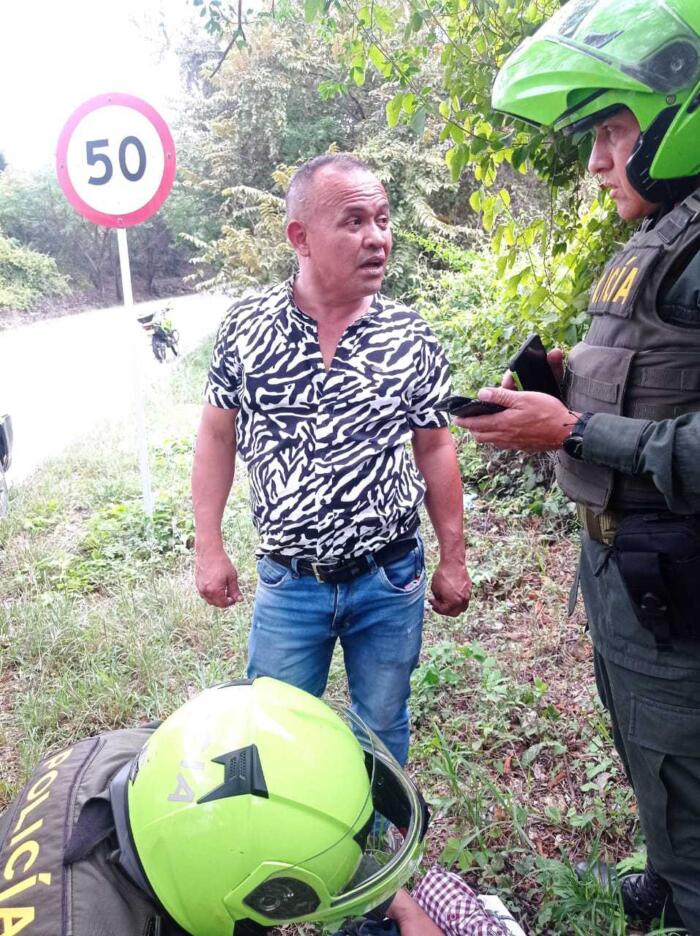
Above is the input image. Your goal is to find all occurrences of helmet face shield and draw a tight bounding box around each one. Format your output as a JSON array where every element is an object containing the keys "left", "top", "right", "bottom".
[
  {"left": 225, "top": 705, "right": 426, "bottom": 926},
  {"left": 113, "top": 680, "right": 425, "bottom": 936}
]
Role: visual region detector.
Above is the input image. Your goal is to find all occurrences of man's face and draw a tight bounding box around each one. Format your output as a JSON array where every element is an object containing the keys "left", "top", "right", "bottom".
[
  {"left": 587, "top": 108, "right": 660, "bottom": 221},
  {"left": 299, "top": 168, "right": 392, "bottom": 300}
]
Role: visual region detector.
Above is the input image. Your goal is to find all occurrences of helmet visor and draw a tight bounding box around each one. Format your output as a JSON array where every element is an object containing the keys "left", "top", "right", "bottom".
[
  {"left": 228, "top": 706, "right": 426, "bottom": 925},
  {"left": 542, "top": 0, "right": 700, "bottom": 97}
]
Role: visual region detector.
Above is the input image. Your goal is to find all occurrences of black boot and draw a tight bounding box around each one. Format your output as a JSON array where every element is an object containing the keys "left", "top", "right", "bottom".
[
  {"left": 620, "top": 864, "right": 683, "bottom": 929},
  {"left": 575, "top": 860, "right": 684, "bottom": 929}
]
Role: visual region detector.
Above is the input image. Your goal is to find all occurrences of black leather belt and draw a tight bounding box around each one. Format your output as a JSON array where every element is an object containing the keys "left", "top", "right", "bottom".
[{"left": 267, "top": 537, "right": 418, "bottom": 584}]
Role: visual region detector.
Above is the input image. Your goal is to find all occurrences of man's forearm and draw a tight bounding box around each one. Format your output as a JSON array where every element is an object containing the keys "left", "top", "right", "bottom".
[
  {"left": 387, "top": 888, "right": 444, "bottom": 936},
  {"left": 412, "top": 431, "right": 466, "bottom": 562},
  {"left": 192, "top": 428, "right": 237, "bottom": 552}
]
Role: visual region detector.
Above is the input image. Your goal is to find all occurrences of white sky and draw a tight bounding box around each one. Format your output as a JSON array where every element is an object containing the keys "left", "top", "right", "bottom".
[{"left": 0, "top": 0, "right": 189, "bottom": 172}]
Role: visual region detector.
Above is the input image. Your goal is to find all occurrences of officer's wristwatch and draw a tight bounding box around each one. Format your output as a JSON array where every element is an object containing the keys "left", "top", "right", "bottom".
[{"left": 562, "top": 412, "right": 594, "bottom": 460}]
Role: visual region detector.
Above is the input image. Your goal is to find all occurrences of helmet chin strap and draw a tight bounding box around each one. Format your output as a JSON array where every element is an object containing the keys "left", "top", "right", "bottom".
[{"left": 626, "top": 106, "right": 697, "bottom": 203}]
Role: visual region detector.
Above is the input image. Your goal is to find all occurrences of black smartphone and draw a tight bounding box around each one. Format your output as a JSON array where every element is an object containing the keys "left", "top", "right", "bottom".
[
  {"left": 435, "top": 395, "right": 506, "bottom": 418},
  {"left": 508, "top": 333, "right": 562, "bottom": 399}
]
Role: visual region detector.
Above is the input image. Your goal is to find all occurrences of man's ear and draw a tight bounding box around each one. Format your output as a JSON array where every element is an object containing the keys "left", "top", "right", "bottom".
[{"left": 287, "top": 219, "right": 309, "bottom": 255}]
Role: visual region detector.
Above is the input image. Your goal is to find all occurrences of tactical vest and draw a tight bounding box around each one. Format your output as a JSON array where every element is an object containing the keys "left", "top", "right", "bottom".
[
  {"left": 0, "top": 726, "right": 181, "bottom": 936},
  {"left": 557, "top": 187, "right": 700, "bottom": 513}
]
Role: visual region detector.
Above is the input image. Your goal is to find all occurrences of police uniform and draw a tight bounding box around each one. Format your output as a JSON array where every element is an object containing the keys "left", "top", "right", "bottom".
[
  {"left": 560, "top": 186, "right": 700, "bottom": 930},
  {"left": 0, "top": 727, "right": 188, "bottom": 936}
]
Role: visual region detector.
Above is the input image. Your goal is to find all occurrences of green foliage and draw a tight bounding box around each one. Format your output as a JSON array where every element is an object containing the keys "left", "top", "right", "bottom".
[
  {"left": 408, "top": 631, "right": 638, "bottom": 928},
  {"left": 457, "top": 438, "right": 577, "bottom": 531},
  {"left": 178, "top": 16, "right": 372, "bottom": 195},
  {"left": 8, "top": 492, "right": 195, "bottom": 597},
  {"left": 411, "top": 249, "right": 502, "bottom": 388},
  {"left": 0, "top": 171, "right": 114, "bottom": 295},
  {"left": 184, "top": 183, "right": 295, "bottom": 290},
  {"left": 57, "top": 495, "right": 195, "bottom": 594},
  {"left": 0, "top": 229, "right": 69, "bottom": 311},
  {"left": 0, "top": 169, "right": 208, "bottom": 301},
  {"left": 535, "top": 856, "right": 628, "bottom": 935}
]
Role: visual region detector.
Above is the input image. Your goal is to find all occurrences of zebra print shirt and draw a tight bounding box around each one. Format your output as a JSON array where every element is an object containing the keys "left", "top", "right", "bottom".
[{"left": 205, "top": 279, "right": 451, "bottom": 560}]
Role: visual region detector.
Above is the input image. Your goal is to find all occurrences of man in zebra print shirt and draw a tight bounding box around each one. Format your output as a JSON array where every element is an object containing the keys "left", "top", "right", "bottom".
[{"left": 192, "top": 155, "right": 471, "bottom": 764}]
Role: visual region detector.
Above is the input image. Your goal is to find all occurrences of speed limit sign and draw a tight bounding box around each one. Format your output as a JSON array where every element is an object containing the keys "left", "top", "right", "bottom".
[{"left": 56, "top": 92, "right": 176, "bottom": 228}]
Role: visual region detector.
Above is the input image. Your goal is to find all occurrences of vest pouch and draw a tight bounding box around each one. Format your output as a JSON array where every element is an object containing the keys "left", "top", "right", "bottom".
[
  {"left": 565, "top": 342, "right": 635, "bottom": 415},
  {"left": 613, "top": 513, "right": 700, "bottom": 648},
  {"left": 557, "top": 342, "right": 636, "bottom": 512}
]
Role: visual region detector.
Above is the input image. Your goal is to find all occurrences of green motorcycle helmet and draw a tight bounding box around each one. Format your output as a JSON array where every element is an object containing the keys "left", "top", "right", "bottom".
[
  {"left": 492, "top": 0, "right": 700, "bottom": 200},
  {"left": 109, "top": 678, "right": 427, "bottom": 936}
]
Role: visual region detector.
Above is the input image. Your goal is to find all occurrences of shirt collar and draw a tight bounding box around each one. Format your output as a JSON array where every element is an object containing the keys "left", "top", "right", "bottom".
[{"left": 284, "top": 275, "right": 384, "bottom": 325}]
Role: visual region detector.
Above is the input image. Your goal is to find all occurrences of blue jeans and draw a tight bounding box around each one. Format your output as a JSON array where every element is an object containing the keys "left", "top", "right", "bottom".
[{"left": 247, "top": 540, "right": 426, "bottom": 765}]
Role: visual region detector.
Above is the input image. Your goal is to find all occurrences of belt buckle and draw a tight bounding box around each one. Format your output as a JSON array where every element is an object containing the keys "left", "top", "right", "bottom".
[{"left": 311, "top": 560, "right": 336, "bottom": 583}]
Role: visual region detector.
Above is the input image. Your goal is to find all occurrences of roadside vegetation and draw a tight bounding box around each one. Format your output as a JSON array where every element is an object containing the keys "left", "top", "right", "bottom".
[
  {"left": 0, "top": 229, "right": 70, "bottom": 311},
  {"left": 0, "top": 339, "right": 680, "bottom": 936}
]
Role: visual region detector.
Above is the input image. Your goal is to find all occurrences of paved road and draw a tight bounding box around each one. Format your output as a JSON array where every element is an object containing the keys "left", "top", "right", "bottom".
[{"left": 0, "top": 293, "right": 231, "bottom": 484}]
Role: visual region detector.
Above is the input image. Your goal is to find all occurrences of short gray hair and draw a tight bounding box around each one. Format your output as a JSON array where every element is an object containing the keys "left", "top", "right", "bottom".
[{"left": 285, "top": 154, "right": 372, "bottom": 222}]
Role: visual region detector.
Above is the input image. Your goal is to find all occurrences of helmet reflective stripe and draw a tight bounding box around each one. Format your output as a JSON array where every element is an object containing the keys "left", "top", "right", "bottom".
[{"left": 492, "top": 0, "right": 700, "bottom": 190}]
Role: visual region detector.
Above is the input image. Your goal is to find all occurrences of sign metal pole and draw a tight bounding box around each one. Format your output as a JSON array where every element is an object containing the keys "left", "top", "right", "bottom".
[
  {"left": 57, "top": 93, "right": 175, "bottom": 520},
  {"left": 117, "top": 226, "right": 153, "bottom": 516}
]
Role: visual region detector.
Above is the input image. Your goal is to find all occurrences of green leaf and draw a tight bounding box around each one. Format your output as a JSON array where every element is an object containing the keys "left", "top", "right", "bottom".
[
  {"left": 368, "top": 44, "right": 391, "bottom": 77},
  {"left": 402, "top": 93, "right": 417, "bottom": 114},
  {"left": 304, "top": 0, "right": 322, "bottom": 22},
  {"left": 521, "top": 741, "right": 547, "bottom": 767},
  {"left": 373, "top": 5, "right": 394, "bottom": 32},
  {"left": 410, "top": 106, "right": 426, "bottom": 136},
  {"left": 386, "top": 93, "right": 404, "bottom": 128},
  {"left": 445, "top": 146, "right": 465, "bottom": 181},
  {"left": 409, "top": 9, "right": 423, "bottom": 32},
  {"left": 351, "top": 65, "right": 366, "bottom": 86}
]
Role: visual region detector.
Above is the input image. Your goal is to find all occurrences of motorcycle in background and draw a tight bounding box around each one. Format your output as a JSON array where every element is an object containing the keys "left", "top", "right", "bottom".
[
  {"left": 0, "top": 414, "right": 13, "bottom": 519},
  {"left": 137, "top": 307, "right": 179, "bottom": 363}
]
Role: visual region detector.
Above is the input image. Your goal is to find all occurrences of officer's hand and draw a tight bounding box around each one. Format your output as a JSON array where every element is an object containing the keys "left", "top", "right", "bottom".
[
  {"left": 501, "top": 347, "right": 566, "bottom": 389},
  {"left": 455, "top": 387, "right": 578, "bottom": 453},
  {"left": 429, "top": 559, "right": 472, "bottom": 617},
  {"left": 387, "top": 890, "right": 445, "bottom": 936},
  {"left": 195, "top": 546, "right": 242, "bottom": 608}
]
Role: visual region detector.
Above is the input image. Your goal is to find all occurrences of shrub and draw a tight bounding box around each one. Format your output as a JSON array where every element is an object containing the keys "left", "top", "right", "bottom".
[{"left": 0, "top": 230, "right": 70, "bottom": 311}]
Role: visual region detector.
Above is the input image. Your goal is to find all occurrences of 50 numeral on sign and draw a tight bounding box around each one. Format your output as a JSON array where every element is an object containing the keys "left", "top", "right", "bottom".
[{"left": 86, "top": 136, "right": 147, "bottom": 185}]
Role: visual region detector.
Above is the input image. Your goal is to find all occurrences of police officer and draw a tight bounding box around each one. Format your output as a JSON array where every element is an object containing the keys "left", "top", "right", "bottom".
[
  {"left": 456, "top": 0, "right": 700, "bottom": 930},
  {"left": 0, "top": 678, "right": 438, "bottom": 936}
]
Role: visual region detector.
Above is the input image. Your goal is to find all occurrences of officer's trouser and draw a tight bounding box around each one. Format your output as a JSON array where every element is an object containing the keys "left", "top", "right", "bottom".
[{"left": 580, "top": 535, "right": 700, "bottom": 933}]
